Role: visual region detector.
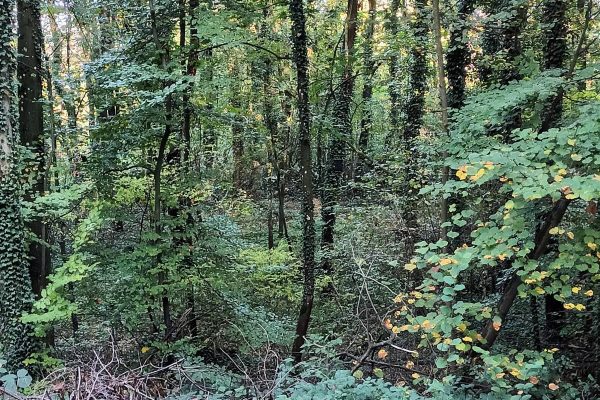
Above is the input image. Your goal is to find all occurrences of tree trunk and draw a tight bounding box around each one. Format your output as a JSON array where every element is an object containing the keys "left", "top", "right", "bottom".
[
  {"left": 356, "top": 0, "right": 377, "bottom": 178},
  {"left": 431, "top": 0, "right": 450, "bottom": 244},
  {"left": 0, "top": 0, "right": 36, "bottom": 369},
  {"left": 539, "top": 0, "right": 567, "bottom": 133},
  {"left": 17, "top": 0, "right": 51, "bottom": 303},
  {"left": 232, "top": 94, "right": 244, "bottom": 190},
  {"left": 386, "top": 0, "right": 401, "bottom": 146},
  {"left": 400, "top": 0, "right": 428, "bottom": 250},
  {"left": 289, "top": 0, "right": 316, "bottom": 364},
  {"left": 446, "top": 0, "right": 474, "bottom": 110},
  {"left": 445, "top": 0, "right": 475, "bottom": 249},
  {"left": 540, "top": 0, "right": 568, "bottom": 346},
  {"left": 149, "top": 0, "right": 173, "bottom": 341},
  {"left": 321, "top": 0, "right": 358, "bottom": 276}
]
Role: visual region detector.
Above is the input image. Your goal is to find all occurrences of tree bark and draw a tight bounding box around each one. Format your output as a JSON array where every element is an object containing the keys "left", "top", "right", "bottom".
[
  {"left": 400, "top": 0, "right": 428, "bottom": 250},
  {"left": 539, "top": 0, "right": 568, "bottom": 345},
  {"left": 446, "top": 0, "right": 474, "bottom": 110},
  {"left": 431, "top": 0, "right": 450, "bottom": 243},
  {"left": 386, "top": 0, "right": 401, "bottom": 146},
  {"left": 17, "top": 0, "right": 51, "bottom": 302},
  {"left": 321, "top": 0, "right": 358, "bottom": 275},
  {"left": 356, "top": 0, "right": 377, "bottom": 178},
  {"left": 539, "top": 0, "right": 567, "bottom": 133},
  {"left": 0, "top": 0, "right": 36, "bottom": 369},
  {"left": 149, "top": 0, "right": 173, "bottom": 340},
  {"left": 289, "top": 0, "right": 316, "bottom": 364}
]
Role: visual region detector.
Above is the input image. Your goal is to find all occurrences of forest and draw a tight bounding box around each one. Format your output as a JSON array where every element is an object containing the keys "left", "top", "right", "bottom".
[{"left": 1, "top": 0, "right": 600, "bottom": 398}]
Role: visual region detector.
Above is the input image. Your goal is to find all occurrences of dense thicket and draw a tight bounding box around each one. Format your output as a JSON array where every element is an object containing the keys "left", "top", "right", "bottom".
[{"left": 1, "top": 0, "right": 600, "bottom": 398}]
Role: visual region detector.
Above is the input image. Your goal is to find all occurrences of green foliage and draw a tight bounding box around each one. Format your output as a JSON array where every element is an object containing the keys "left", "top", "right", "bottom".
[
  {"left": 0, "top": 359, "right": 33, "bottom": 398},
  {"left": 386, "top": 63, "right": 600, "bottom": 397},
  {"left": 22, "top": 204, "right": 103, "bottom": 336}
]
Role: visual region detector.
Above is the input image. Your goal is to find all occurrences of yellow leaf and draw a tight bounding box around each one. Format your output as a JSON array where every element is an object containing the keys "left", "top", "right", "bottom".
[
  {"left": 549, "top": 227, "right": 560, "bottom": 235},
  {"left": 400, "top": 324, "right": 411, "bottom": 332},
  {"left": 563, "top": 303, "right": 575, "bottom": 310},
  {"left": 567, "top": 138, "right": 576, "bottom": 146},
  {"left": 421, "top": 320, "right": 434, "bottom": 330},
  {"left": 377, "top": 349, "right": 389, "bottom": 359},
  {"left": 571, "top": 287, "right": 581, "bottom": 294},
  {"left": 439, "top": 258, "right": 456, "bottom": 266},
  {"left": 405, "top": 360, "right": 415, "bottom": 369},
  {"left": 483, "top": 161, "right": 494, "bottom": 170},
  {"left": 392, "top": 326, "right": 401, "bottom": 334},
  {"left": 510, "top": 368, "right": 521, "bottom": 378},
  {"left": 141, "top": 346, "right": 150, "bottom": 354},
  {"left": 567, "top": 231, "right": 574, "bottom": 240},
  {"left": 404, "top": 263, "right": 417, "bottom": 271},
  {"left": 575, "top": 304, "right": 586, "bottom": 311},
  {"left": 493, "top": 321, "right": 502, "bottom": 331},
  {"left": 524, "top": 278, "right": 536, "bottom": 284},
  {"left": 463, "top": 336, "right": 473, "bottom": 342},
  {"left": 384, "top": 319, "right": 393, "bottom": 330},
  {"left": 457, "top": 322, "right": 467, "bottom": 332},
  {"left": 534, "top": 287, "right": 545, "bottom": 295},
  {"left": 495, "top": 372, "right": 505, "bottom": 379},
  {"left": 587, "top": 242, "right": 597, "bottom": 251},
  {"left": 456, "top": 165, "right": 468, "bottom": 180},
  {"left": 554, "top": 175, "right": 564, "bottom": 182},
  {"left": 585, "top": 290, "right": 593, "bottom": 297},
  {"left": 498, "top": 254, "right": 507, "bottom": 261},
  {"left": 411, "top": 373, "right": 420, "bottom": 379},
  {"left": 470, "top": 168, "right": 485, "bottom": 182}
]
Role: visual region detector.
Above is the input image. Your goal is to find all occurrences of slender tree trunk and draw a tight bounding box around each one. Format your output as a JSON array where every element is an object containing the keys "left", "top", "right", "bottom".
[
  {"left": 182, "top": 0, "right": 199, "bottom": 163},
  {"left": 446, "top": 0, "right": 474, "bottom": 110},
  {"left": 321, "top": 0, "right": 358, "bottom": 276},
  {"left": 356, "top": 0, "right": 376, "bottom": 178},
  {"left": 400, "top": 0, "right": 428, "bottom": 250},
  {"left": 0, "top": 0, "right": 36, "bottom": 369},
  {"left": 386, "top": 0, "right": 401, "bottom": 146},
  {"left": 289, "top": 0, "right": 316, "bottom": 364},
  {"left": 431, "top": 0, "right": 450, "bottom": 243},
  {"left": 539, "top": 0, "right": 568, "bottom": 346},
  {"left": 576, "top": 0, "right": 587, "bottom": 91},
  {"left": 232, "top": 95, "right": 244, "bottom": 190},
  {"left": 539, "top": 0, "right": 567, "bottom": 133},
  {"left": 17, "top": 0, "right": 51, "bottom": 303},
  {"left": 149, "top": 0, "right": 173, "bottom": 340},
  {"left": 179, "top": 0, "right": 200, "bottom": 338}
]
